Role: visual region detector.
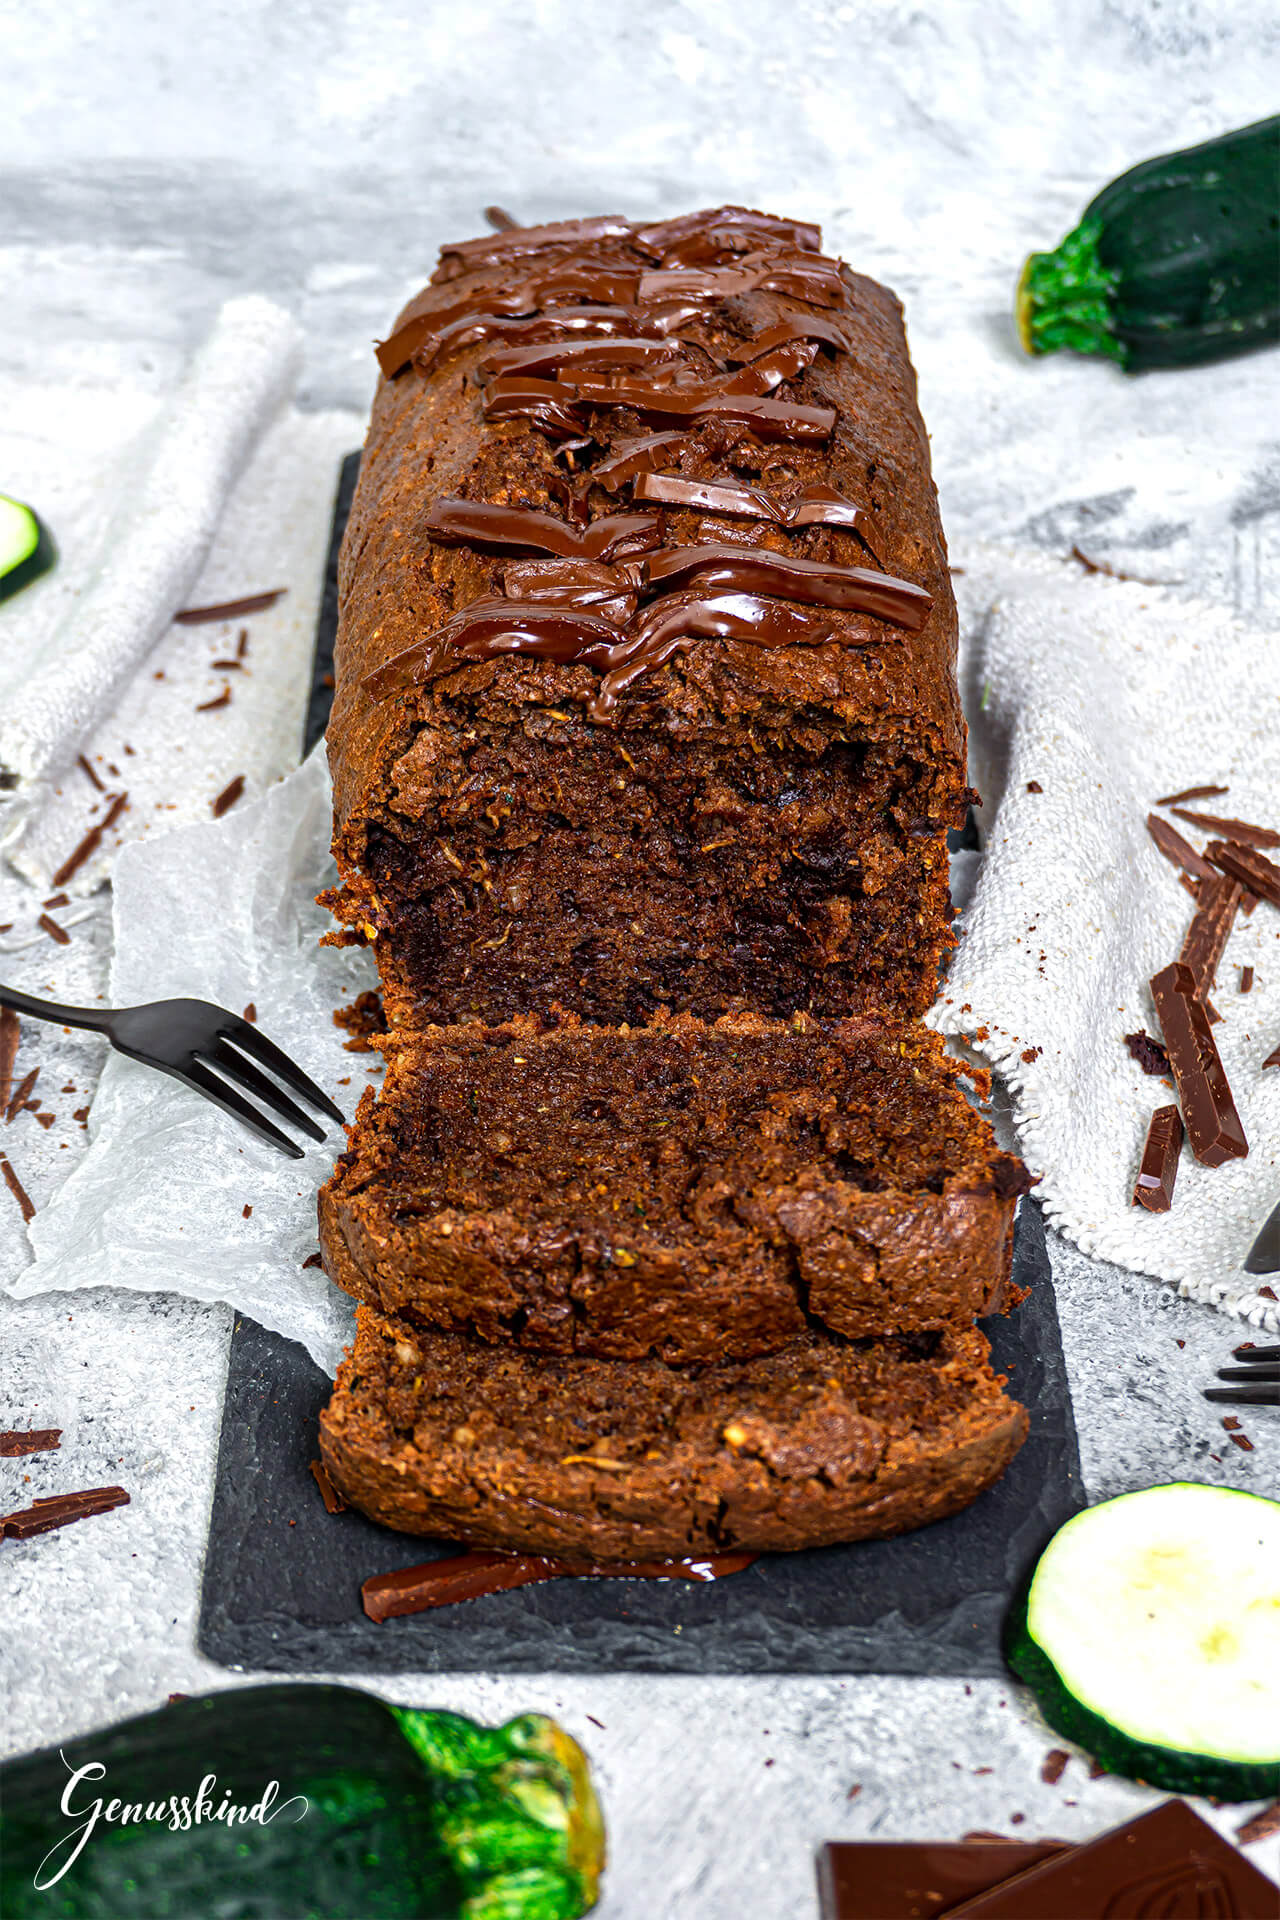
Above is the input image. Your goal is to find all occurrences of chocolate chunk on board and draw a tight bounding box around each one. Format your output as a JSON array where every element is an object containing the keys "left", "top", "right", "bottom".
[
  {"left": 1149, "top": 963, "right": 1247, "bottom": 1167},
  {"left": 943, "top": 1799, "right": 1279, "bottom": 1918},
  {"left": 816, "top": 1840, "right": 1071, "bottom": 1920},
  {"left": 1132, "top": 1105, "right": 1183, "bottom": 1212},
  {"left": 1206, "top": 839, "right": 1280, "bottom": 909}
]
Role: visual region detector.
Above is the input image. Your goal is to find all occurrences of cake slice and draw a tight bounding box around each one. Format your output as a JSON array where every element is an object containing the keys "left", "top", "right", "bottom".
[
  {"left": 319, "top": 1011, "right": 1027, "bottom": 1365},
  {"left": 318, "top": 1307, "right": 1028, "bottom": 1560}
]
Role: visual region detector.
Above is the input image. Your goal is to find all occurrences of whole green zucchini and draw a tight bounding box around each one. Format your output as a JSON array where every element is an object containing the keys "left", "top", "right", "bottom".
[
  {"left": 0, "top": 1684, "right": 604, "bottom": 1919},
  {"left": 1017, "top": 115, "right": 1280, "bottom": 371}
]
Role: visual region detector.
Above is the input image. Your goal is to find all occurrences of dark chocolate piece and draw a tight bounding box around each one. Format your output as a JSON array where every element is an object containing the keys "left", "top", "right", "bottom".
[
  {"left": 6, "top": 1067, "right": 39, "bottom": 1125},
  {"left": 1179, "top": 873, "right": 1242, "bottom": 997},
  {"left": 1207, "top": 839, "right": 1280, "bottom": 909},
  {"left": 77, "top": 752, "right": 105, "bottom": 792},
  {"left": 424, "top": 498, "right": 661, "bottom": 561},
  {"left": 0, "top": 1428, "right": 61, "bottom": 1457},
  {"left": 50, "top": 789, "right": 130, "bottom": 888},
  {"left": 483, "top": 206, "right": 519, "bottom": 232},
  {"left": 0, "top": 1485, "right": 130, "bottom": 1540},
  {"left": 1241, "top": 965, "right": 1254, "bottom": 994},
  {"left": 438, "top": 215, "right": 631, "bottom": 272},
  {"left": 1171, "top": 807, "right": 1280, "bottom": 848},
  {"left": 0, "top": 1154, "right": 35, "bottom": 1223},
  {"left": 309, "top": 1458, "right": 347, "bottom": 1514},
  {"left": 363, "top": 1547, "right": 758, "bottom": 1621},
  {"left": 0, "top": 1007, "right": 19, "bottom": 1116},
  {"left": 642, "top": 544, "right": 932, "bottom": 629},
  {"left": 713, "top": 337, "right": 819, "bottom": 392},
  {"left": 1040, "top": 1749, "right": 1070, "bottom": 1786},
  {"left": 174, "top": 589, "right": 286, "bottom": 624},
  {"left": 1236, "top": 1801, "right": 1280, "bottom": 1847},
  {"left": 212, "top": 775, "right": 245, "bottom": 818},
  {"left": 196, "top": 687, "right": 232, "bottom": 712},
  {"left": 944, "top": 1799, "right": 1280, "bottom": 1919},
  {"left": 816, "top": 1840, "right": 1071, "bottom": 1920},
  {"left": 1156, "top": 783, "right": 1230, "bottom": 807},
  {"left": 1123, "top": 1030, "right": 1170, "bottom": 1077},
  {"left": 586, "top": 430, "right": 694, "bottom": 490},
  {"left": 1132, "top": 1105, "right": 1183, "bottom": 1212},
  {"left": 1146, "top": 813, "right": 1217, "bottom": 883},
  {"left": 503, "top": 558, "right": 638, "bottom": 626},
  {"left": 37, "top": 913, "right": 69, "bottom": 946},
  {"left": 1150, "top": 962, "right": 1247, "bottom": 1166}
]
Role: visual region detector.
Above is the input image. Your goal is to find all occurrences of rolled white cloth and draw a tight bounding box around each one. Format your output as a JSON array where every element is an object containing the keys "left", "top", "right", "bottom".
[{"left": 0, "top": 296, "right": 302, "bottom": 867}]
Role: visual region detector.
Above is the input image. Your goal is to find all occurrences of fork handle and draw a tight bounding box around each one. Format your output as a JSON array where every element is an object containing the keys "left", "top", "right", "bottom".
[{"left": 0, "top": 984, "right": 115, "bottom": 1034}]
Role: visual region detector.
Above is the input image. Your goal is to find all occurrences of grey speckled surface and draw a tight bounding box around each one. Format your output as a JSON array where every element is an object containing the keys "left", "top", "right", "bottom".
[{"left": 1, "top": 5, "right": 1279, "bottom": 1914}]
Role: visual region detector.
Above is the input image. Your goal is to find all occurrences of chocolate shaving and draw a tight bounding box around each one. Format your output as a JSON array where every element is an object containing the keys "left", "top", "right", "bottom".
[
  {"left": 6, "top": 1067, "right": 39, "bottom": 1124},
  {"left": 1205, "top": 838, "right": 1280, "bottom": 908},
  {"left": 1156, "top": 783, "right": 1229, "bottom": 807},
  {"left": 1264, "top": 1044, "right": 1280, "bottom": 1069},
  {"left": 0, "top": 1485, "right": 129, "bottom": 1540},
  {"left": 1236, "top": 1800, "right": 1280, "bottom": 1846},
  {"left": 51, "top": 790, "right": 131, "bottom": 888},
  {"left": 212, "top": 775, "right": 246, "bottom": 818},
  {"left": 309, "top": 1458, "right": 348, "bottom": 1514},
  {"left": 1039, "top": 1749, "right": 1071, "bottom": 1785},
  {"left": 236, "top": 628, "right": 249, "bottom": 659},
  {"left": 1179, "top": 873, "right": 1242, "bottom": 997},
  {"left": 1171, "top": 807, "right": 1280, "bottom": 848},
  {"left": 0, "top": 1153, "right": 35, "bottom": 1222},
  {"left": 1124, "top": 1030, "right": 1170, "bottom": 1077},
  {"left": 1145, "top": 812, "right": 1217, "bottom": 884},
  {"left": 1241, "top": 965, "right": 1254, "bottom": 994},
  {"left": 196, "top": 687, "right": 232, "bottom": 712},
  {"left": 483, "top": 205, "right": 519, "bottom": 231},
  {"left": 1132, "top": 1105, "right": 1183, "bottom": 1212},
  {"left": 174, "top": 589, "right": 286, "bottom": 624},
  {"left": 0, "top": 1428, "right": 61, "bottom": 1457},
  {"left": 362, "top": 1547, "right": 758, "bottom": 1621},
  {"left": 425, "top": 498, "right": 661, "bottom": 562},
  {"left": 76, "top": 753, "right": 105, "bottom": 792},
  {"left": 37, "top": 912, "right": 69, "bottom": 944},
  {"left": 1149, "top": 961, "right": 1247, "bottom": 1167},
  {"left": 0, "top": 1007, "right": 19, "bottom": 1115},
  {"left": 42, "top": 892, "right": 69, "bottom": 909}
]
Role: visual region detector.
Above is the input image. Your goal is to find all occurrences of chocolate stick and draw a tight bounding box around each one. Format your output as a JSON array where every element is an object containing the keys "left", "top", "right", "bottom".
[
  {"left": 1178, "top": 873, "right": 1242, "bottom": 998},
  {"left": 1206, "top": 838, "right": 1280, "bottom": 909},
  {"left": 0, "top": 1486, "right": 129, "bottom": 1540},
  {"left": 1171, "top": 807, "right": 1280, "bottom": 848},
  {"left": 1132, "top": 1105, "right": 1183, "bottom": 1212},
  {"left": 0, "top": 1428, "right": 61, "bottom": 1457},
  {"left": 362, "top": 1548, "right": 757, "bottom": 1621},
  {"left": 1145, "top": 813, "right": 1215, "bottom": 884},
  {"left": 1149, "top": 962, "right": 1247, "bottom": 1166}
]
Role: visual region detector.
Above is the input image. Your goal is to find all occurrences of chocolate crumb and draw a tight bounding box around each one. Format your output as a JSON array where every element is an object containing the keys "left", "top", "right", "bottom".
[
  {"left": 1223, "top": 1415, "right": 1241, "bottom": 1430},
  {"left": 38, "top": 913, "right": 70, "bottom": 946},
  {"left": 309, "top": 1458, "right": 348, "bottom": 1513},
  {"left": 0, "top": 1429, "right": 61, "bottom": 1457},
  {"left": 196, "top": 686, "right": 232, "bottom": 712},
  {"left": 1237, "top": 1801, "right": 1280, "bottom": 1846},
  {"left": 1020, "top": 1046, "right": 1041, "bottom": 1063},
  {"left": 210, "top": 658, "right": 245, "bottom": 671},
  {"left": 1026, "top": 780, "right": 1043, "bottom": 794},
  {"left": 1124, "top": 1031, "right": 1170, "bottom": 1076},
  {"left": 302, "top": 1251, "right": 323, "bottom": 1270},
  {"left": 35, "top": 1112, "right": 55, "bottom": 1130},
  {"left": 846, "top": 1783, "right": 861, "bottom": 1799},
  {"left": 167, "top": 1693, "right": 190, "bottom": 1706},
  {"left": 243, "top": 1002, "right": 257, "bottom": 1024},
  {"left": 1228, "top": 1431, "right": 1256, "bottom": 1452},
  {"left": 1240, "top": 965, "right": 1254, "bottom": 994},
  {"left": 1040, "top": 1748, "right": 1070, "bottom": 1785},
  {"left": 174, "top": 589, "right": 287, "bottom": 625},
  {"left": 72, "top": 1106, "right": 89, "bottom": 1124},
  {"left": 76, "top": 753, "right": 105, "bottom": 792},
  {"left": 242, "top": 1204, "right": 253, "bottom": 1219},
  {"left": 42, "top": 892, "right": 69, "bottom": 910},
  {"left": 1259, "top": 1285, "right": 1278, "bottom": 1302},
  {"left": 212, "top": 775, "right": 245, "bottom": 818},
  {"left": 236, "top": 628, "right": 249, "bottom": 658},
  {"left": 1176, "top": 1338, "right": 1185, "bottom": 1348},
  {"left": 1009, "top": 1813, "right": 1025, "bottom": 1827}
]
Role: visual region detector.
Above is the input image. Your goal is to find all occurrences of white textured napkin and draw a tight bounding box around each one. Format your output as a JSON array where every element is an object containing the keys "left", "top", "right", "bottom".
[
  {"left": 932, "top": 542, "right": 1280, "bottom": 1334},
  {"left": 0, "top": 296, "right": 303, "bottom": 887}
]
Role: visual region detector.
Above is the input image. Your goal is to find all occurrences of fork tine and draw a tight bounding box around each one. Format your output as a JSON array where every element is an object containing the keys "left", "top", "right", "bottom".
[
  {"left": 218, "top": 1016, "right": 345, "bottom": 1124},
  {"left": 1203, "top": 1384, "right": 1280, "bottom": 1407},
  {"left": 182, "top": 1057, "right": 305, "bottom": 1159},
  {"left": 1234, "top": 1343, "right": 1280, "bottom": 1362},
  {"left": 1217, "top": 1363, "right": 1280, "bottom": 1383},
  {"left": 208, "top": 1038, "right": 326, "bottom": 1143}
]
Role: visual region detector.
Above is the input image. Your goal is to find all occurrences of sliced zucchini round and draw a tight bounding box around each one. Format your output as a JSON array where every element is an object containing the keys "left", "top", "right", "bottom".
[
  {"left": 0, "top": 494, "right": 56, "bottom": 602},
  {"left": 1006, "top": 1482, "right": 1280, "bottom": 1800}
]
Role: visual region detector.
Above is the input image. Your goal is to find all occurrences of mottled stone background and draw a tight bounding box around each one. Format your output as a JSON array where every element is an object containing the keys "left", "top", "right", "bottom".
[{"left": 1, "top": 4, "right": 1278, "bottom": 1913}]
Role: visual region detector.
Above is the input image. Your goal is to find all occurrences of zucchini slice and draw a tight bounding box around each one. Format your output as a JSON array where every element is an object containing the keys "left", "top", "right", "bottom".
[
  {"left": 1017, "top": 115, "right": 1280, "bottom": 371},
  {"left": 0, "top": 493, "right": 55, "bottom": 602},
  {"left": 1006, "top": 1483, "right": 1280, "bottom": 1800}
]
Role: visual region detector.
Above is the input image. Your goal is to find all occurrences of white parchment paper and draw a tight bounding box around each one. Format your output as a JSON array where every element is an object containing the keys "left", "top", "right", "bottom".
[{"left": 8, "top": 748, "right": 375, "bottom": 1373}]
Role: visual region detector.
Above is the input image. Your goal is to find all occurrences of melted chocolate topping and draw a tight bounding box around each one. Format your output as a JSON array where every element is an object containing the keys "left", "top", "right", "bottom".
[
  {"left": 438, "top": 214, "right": 632, "bottom": 272},
  {"left": 632, "top": 205, "right": 822, "bottom": 260},
  {"left": 362, "top": 1547, "right": 759, "bottom": 1620},
  {"left": 724, "top": 314, "right": 854, "bottom": 360},
  {"left": 631, "top": 473, "right": 883, "bottom": 558},
  {"left": 483, "top": 375, "right": 836, "bottom": 444},
  {"left": 424, "top": 499, "right": 661, "bottom": 561},
  {"left": 504, "top": 557, "right": 640, "bottom": 626},
  {"left": 478, "top": 336, "right": 691, "bottom": 381},
  {"left": 587, "top": 431, "right": 697, "bottom": 491},
  {"left": 642, "top": 543, "right": 930, "bottom": 625},
  {"left": 637, "top": 253, "right": 846, "bottom": 310}
]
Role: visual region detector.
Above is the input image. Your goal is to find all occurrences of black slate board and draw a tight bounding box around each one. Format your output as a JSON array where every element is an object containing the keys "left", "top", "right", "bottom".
[{"left": 197, "top": 454, "right": 1083, "bottom": 1675}]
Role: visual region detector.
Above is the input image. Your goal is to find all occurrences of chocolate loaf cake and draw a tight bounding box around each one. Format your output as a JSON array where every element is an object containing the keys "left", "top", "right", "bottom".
[
  {"left": 320, "top": 1307, "right": 1027, "bottom": 1559},
  {"left": 324, "top": 206, "right": 968, "bottom": 1030},
  {"left": 319, "top": 1011, "right": 1025, "bottom": 1364}
]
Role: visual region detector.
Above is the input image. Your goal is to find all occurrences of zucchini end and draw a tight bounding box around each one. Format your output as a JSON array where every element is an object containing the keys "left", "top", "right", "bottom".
[
  {"left": 1015, "top": 218, "right": 1128, "bottom": 367},
  {"left": 0, "top": 496, "right": 56, "bottom": 604}
]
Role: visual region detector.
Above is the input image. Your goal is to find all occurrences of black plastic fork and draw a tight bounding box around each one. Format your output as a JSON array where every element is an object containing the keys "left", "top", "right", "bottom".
[
  {"left": 0, "top": 987, "right": 343, "bottom": 1160},
  {"left": 1204, "top": 1342, "right": 1280, "bottom": 1410}
]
